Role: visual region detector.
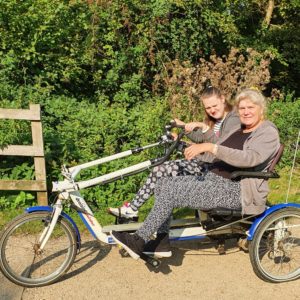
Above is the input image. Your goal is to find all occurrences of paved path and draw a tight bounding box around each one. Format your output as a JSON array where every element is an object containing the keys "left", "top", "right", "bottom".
[
  {"left": 0, "top": 272, "right": 24, "bottom": 300},
  {"left": 17, "top": 235, "right": 300, "bottom": 300},
  {"left": 1, "top": 234, "right": 300, "bottom": 300}
]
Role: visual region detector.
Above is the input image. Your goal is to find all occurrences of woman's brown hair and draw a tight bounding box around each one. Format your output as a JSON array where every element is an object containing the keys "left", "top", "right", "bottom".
[{"left": 201, "top": 80, "right": 232, "bottom": 128}]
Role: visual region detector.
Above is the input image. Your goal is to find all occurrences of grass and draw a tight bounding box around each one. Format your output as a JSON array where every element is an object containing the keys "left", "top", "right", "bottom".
[
  {"left": 0, "top": 167, "right": 299, "bottom": 233},
  {"left": 268, "top": 166, "right": 300, "bottom": 204}
]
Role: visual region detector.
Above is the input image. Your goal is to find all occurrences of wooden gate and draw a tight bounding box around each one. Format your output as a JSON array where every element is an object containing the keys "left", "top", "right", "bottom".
[{"left": 0, "top": 104, "right": 48, "bottom": 205}]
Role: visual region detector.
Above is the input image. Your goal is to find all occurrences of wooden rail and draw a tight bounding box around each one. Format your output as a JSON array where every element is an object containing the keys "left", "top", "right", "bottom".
[{"left": 0, "top": 104, "right": 48, "bottom": 205}]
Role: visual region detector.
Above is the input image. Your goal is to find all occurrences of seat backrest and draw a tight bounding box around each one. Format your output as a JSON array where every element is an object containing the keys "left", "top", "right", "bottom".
[{"left": 268, "top": 144, "right": 284, "bottom": 172}]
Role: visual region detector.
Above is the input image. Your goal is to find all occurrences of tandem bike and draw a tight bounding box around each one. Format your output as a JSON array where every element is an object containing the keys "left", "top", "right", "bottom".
[{"left": 0, "top": 122, "right": 299, "bottom": 287}]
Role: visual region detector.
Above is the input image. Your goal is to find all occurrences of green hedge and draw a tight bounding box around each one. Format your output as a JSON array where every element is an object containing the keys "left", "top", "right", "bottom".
[{"left": 0, "top": 0, "right": 299, "bottom": 210}]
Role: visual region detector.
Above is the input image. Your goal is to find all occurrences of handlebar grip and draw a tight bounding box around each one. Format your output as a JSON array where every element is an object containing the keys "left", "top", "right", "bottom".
[
  {"left": 169, "top": 120, "right": 184, "bottom": 129},
  {"left": 169, "top": 121, "right": 200, "bottom": 131}
]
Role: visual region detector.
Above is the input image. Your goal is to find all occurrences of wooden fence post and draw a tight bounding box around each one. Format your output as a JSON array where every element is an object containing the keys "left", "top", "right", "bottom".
[{"left": 0, "top": 104, "right": 48, "bottom": 205}]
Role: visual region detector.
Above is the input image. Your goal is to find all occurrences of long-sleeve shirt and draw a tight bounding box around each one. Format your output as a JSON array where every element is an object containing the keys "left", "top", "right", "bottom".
[
  {"left": 214, "top": 120, "right": 280, "bottom": 215},
  {"left": 186, "top": 110, "right": 241, "bottom": 144}
]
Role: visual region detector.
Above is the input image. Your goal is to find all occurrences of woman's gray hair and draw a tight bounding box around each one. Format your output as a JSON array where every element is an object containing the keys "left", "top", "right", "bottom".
[{"left": 235, "top": 88, "right": 267, "bottom": 115}]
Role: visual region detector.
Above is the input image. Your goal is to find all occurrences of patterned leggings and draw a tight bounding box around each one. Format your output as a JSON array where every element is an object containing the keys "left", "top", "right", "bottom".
[
  {"left": 136, "top": 172, "right": 241, "bottom": 241},
  {"left": 130, "top": 159, "right": 204, "bottom": 210}
]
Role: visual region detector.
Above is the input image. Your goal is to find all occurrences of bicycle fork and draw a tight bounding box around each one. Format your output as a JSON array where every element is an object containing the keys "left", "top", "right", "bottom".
[{"left": 37, "top": 200, "right": 63, "bottom": 251}]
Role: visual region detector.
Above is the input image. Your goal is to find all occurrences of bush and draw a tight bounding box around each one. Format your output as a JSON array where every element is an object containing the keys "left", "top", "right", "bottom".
[
  {"left": 268, "top": 94, "right": 300, "bottom": 167},
  {"left": 155, "top": 47, "right": 273, "bottom": 120}
]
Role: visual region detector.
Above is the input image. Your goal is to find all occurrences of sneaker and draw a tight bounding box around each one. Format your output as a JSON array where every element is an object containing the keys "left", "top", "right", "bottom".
[
  {"left": 143, "top": 233, "right": 172, "bottom": 258},
  {"left": 108, "top": 202, "right": 138, "bottom": 218},
  {"left": 111, "top": 230, "right": 145, "bottom": 260}
]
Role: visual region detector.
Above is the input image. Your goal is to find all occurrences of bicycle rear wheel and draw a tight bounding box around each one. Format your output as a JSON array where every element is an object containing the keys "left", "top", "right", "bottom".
[
  {"left": 249, "top": 208, "right": 300, "bottom": 283},
  {"left": 0, "top": 212, "right": 77, "bottom": 287}
]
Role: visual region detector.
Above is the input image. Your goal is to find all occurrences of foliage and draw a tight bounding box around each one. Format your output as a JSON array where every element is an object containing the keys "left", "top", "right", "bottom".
[
  {"left": 269, "top": 167, "right": 300, "bottom": 204},
  {"left": 222, "top": 0, "right": 300, "bottom": 92},
  {"left": 0, "top": 191, "right": 35, "bottom": 210},
  {"left": 268, "top": 94, "right": 300, "bottom": 167},
  {"left": 155, "top": 47, "right": 273, "bottom": 120},
  {"left": 0, "top": 0, "right": 299, "bottom": 210}
]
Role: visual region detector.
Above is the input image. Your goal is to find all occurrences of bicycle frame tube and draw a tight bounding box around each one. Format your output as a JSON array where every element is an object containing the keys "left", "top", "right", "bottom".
[
  {"left": 69, "top": 191, "right": 110, "bottom": 243},
  {"left": 68, "top": 142, "right": 161, "bottom": 180},
  {"left": 52, "top": 133, "right": 183, "bottom": 192}
]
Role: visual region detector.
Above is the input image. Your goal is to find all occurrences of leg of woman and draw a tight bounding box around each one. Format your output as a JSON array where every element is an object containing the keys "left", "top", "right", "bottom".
[
  {"left": 111, "top": 172, "right": 241, "bottom": 258},
  {"left": 109, "top": 159, "right": 203, "bottom": 218},
  {"left": 130, "top": 159, "right": 203, "bottom": 210},
  {"left": 137, "top": 173, "right": 241, "bottom": 241}
]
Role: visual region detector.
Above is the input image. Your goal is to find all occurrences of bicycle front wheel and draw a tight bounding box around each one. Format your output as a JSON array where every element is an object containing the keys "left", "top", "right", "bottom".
[
  {"left": 0, "top": 212, "right": 77, "bottom": 287},
  {"left": 249, "top": 208, "right": 300, "bottom": 283}
]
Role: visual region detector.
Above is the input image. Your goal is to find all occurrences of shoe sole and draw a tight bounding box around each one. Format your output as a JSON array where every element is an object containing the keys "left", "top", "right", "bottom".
[
  {"left": 110, "top": 232, "right": 140, "bottom": 260},
  {"left": 107, "top": 208, "right": 138, "bottom": 219},
  {"left": 143, "top": 251, "right": 172, "bottom": 258}
]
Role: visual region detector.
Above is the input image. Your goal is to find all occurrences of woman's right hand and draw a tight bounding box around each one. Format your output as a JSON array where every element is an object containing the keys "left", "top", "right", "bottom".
[
  {"left": 184, "top": 121, "right": 207, "bottom": 133},
  {"left": 173, "top": 118, "right": 185, "bottom": 126}
]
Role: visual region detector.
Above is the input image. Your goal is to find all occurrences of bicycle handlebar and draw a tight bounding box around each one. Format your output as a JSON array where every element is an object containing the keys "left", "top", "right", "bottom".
[{"left": 168, "top": 120, "right": 201, "bottom": 132}]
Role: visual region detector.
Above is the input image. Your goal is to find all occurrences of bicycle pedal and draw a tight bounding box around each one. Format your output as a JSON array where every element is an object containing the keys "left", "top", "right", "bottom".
[
  {"left": 119, "top": 248, "right": 129, "bottom": 257},
  {"left": 140, "top": 253, "right": 161, "bottom": 268}
]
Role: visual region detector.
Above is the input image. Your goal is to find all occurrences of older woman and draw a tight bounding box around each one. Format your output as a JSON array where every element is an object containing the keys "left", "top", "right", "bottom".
[
  {"left": 108, "top": 83, "right": 240, "bottom": 219},
  {"left": 111, "top": 89, "right": 280, "bottom": 260}
]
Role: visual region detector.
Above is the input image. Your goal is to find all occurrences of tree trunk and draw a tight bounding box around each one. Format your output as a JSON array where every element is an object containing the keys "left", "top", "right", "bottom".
[{"left": 264, "top": 0, "right": 275, "bottom": 26}]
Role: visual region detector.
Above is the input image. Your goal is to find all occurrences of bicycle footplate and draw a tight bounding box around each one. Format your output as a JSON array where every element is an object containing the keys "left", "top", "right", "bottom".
[
  {"left": 140, "top": 253, "right": 161, "bottom": 268},
  {"left": 118, "top": 246, "right": 161, "bottom": 268}
]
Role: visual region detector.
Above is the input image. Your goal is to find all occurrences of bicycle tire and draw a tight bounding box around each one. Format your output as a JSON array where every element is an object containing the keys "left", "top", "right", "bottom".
[
  {"left": 0, "top": 212, "right": 77, "bottom": 287},
  {"left": 249, "top": 208, "right": 300, "bottom": 283}
]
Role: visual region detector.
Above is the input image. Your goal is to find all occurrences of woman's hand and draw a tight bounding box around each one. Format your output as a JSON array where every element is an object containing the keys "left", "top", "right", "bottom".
[
  {"left": 173, "top": 118, "right": 185, "bottom": 126},
  {"left": 185, "top": 121, "right": 207, "bottom": 133},
  {"left": 184, "top": 143, "right": 214, "bottom": 160},
  {"left": 171, "top": 132, "right": 178, "bottom": 140}
]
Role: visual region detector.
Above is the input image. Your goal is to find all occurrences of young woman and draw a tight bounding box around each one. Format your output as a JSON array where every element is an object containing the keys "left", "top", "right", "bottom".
[
  {"left": 111, "top": 89, "right": 281, "bottom": 260},
  {"left": 108, "top": 85, "right": 241, "bottom": 220}
]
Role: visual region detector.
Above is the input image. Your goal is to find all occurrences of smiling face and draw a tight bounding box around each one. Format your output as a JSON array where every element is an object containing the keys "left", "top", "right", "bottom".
[
  {"left": 238, "top": 98, "right": 264, "bottom": 131},
  {"left": 202, "top": 94, "right": 226, "bottom": 121}
]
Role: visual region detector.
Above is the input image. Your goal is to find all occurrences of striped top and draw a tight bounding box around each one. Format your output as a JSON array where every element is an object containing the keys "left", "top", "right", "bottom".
[{"left": 213, "top": 119, "right": 225, "bottom": 137}]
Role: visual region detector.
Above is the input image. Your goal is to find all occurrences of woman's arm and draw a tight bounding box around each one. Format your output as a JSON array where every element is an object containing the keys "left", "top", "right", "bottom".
[
  {"left": 186, "top": 111, "right": 241, "bottom": 143},
  {"left": 184, "top": 124, "right": 280, "bottom": 169},
  {"left": 216, "top": 127, "right": 280, "bottom": 168}
]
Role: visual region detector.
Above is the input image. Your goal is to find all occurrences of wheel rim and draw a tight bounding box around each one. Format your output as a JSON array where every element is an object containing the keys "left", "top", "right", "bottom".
[{"left": 254, "top": 213, "right": 300, "bottom": 281}]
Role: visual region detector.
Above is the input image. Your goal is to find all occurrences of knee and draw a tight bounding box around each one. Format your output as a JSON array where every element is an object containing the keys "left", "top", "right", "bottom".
[{"left": 152, "top": 165, "right": 167, "bottom": 177}]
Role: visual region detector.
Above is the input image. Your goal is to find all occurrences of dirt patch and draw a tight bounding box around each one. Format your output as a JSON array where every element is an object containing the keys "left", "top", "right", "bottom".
[{"left": 19, "top": 234, "right": 300, "bottom": 300}]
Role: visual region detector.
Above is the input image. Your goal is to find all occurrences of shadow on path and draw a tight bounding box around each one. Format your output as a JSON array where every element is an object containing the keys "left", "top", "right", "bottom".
[
  {"left": 58, "top": 239, "right": 112, "bottom": 283},
  {"left": 144, "top": 238, "right": 241, "bottom": 274}
]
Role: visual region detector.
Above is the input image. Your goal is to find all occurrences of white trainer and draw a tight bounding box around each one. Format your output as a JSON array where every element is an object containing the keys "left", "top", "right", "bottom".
[{"left": 108, "top": 202, "right": 138, "bottom": 218}]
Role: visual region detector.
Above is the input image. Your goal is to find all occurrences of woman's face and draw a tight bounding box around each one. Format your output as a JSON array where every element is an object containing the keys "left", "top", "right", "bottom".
[
  {"left": 238, "top": 99, "right": 263, "bottom": 130},
  {"left": 202, "top": 95, "right": 226, "bottom": 120}
]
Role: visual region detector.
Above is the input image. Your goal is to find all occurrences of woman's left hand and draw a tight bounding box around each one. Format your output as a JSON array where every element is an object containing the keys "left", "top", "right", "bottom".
[{"left": 184, "top": 143, "right": 214, "bottom": 160}]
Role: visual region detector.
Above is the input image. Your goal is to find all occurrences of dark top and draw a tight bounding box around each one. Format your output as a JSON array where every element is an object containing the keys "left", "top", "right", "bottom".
[{"left": 209, "top": 130, "right": 251, "bottom": 179}]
